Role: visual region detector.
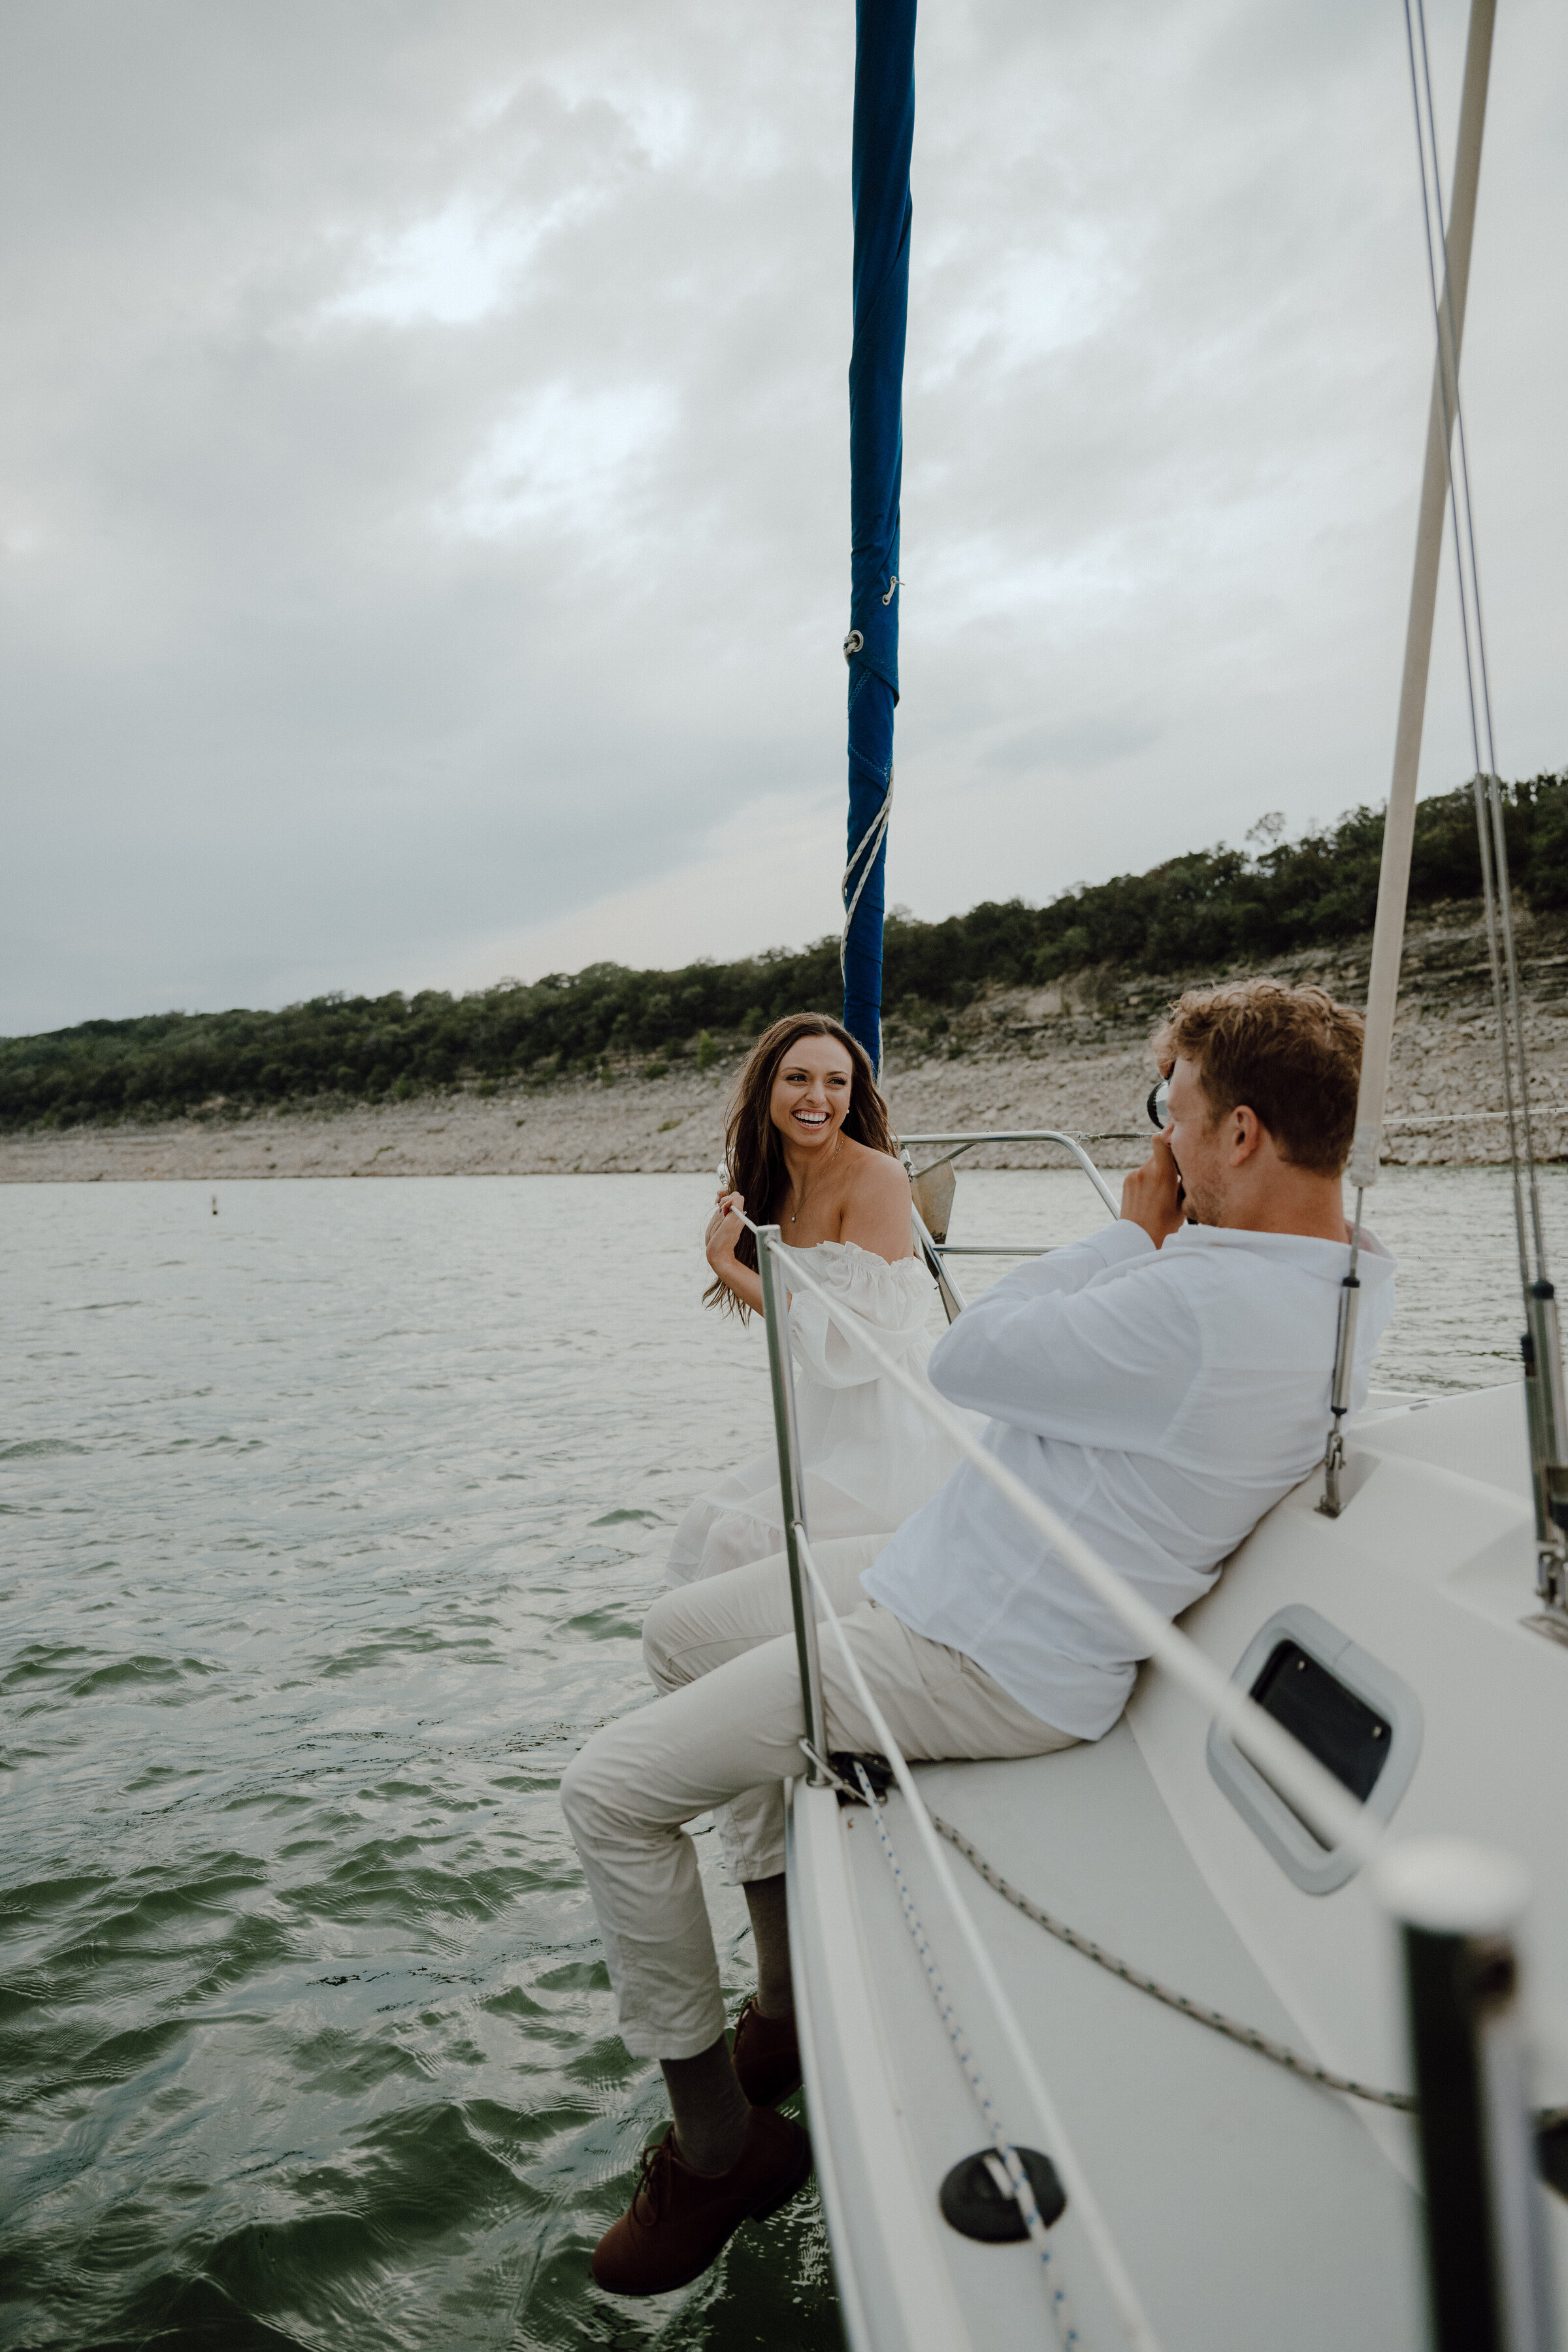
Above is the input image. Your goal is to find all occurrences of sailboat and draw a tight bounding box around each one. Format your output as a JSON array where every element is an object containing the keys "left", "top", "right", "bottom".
[{"left": 760, "top": 1, "right": 1568, "bottom": 2344}]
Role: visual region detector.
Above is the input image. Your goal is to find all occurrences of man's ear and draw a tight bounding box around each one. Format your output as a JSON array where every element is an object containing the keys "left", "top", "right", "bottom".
[{"left": 1229, "top": 1104, "right": 1266, "bottom": 1164}]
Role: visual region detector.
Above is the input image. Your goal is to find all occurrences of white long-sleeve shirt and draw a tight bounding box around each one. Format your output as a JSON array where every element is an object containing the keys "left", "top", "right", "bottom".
[{"left": 861, "top": 1217, "right": 1396, "bottom": 1740}]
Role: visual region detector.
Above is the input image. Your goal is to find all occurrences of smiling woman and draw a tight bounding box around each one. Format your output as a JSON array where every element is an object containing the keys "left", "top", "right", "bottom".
[{"left": 666, "top": 1013, "right": 964, "bottom": 1588}]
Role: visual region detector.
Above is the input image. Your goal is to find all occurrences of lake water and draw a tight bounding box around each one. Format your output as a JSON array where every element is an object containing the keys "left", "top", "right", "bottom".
[{"left": 4, "top": 1165, "right": 1563, "bottom": 2351}]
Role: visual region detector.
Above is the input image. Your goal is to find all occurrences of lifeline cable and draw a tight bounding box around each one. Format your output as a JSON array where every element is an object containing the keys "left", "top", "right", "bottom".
[
  {"left": 929, "top": 1812, "right": 1414, "bottom": 2112},
  {"left": 930, "top": 1810, "right": 1568, "bottom": 2134},
  {"left": 796, "top": 1524, "right": 1160, "bottom": 2352},
  {"left": 851, "top": 1759, "right": 1084, "bottom": 2351}
]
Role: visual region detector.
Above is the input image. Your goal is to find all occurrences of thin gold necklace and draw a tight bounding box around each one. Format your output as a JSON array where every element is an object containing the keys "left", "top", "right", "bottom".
[{"left": 789, "top": 1132, "right": 841, "bottom": 1222}]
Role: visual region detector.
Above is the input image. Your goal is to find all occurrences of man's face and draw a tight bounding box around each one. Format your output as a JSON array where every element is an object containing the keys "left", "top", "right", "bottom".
[{"left": 1162, "top": 1054, "right": 1227, "bottom": 1225}]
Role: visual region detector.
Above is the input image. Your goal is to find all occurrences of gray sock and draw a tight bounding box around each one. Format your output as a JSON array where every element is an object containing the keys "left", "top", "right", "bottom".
[
  {"left": 743, "top": 1874, "right": 794, "bottom": 2019},
  {"left": 661, "top": 2033, "right": 751, "bottom": 2177}
]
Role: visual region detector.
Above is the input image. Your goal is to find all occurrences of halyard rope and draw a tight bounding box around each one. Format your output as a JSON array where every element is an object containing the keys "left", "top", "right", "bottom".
[
  {"left": 840, "top": 769, "right": 894, "bottom": 1022},
  {"left": 850, "top": 1760, "right": 1083, "bottom": 2351}
]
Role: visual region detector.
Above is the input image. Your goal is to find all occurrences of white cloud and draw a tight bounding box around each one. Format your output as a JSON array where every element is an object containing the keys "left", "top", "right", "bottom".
[
  {"left": 0, "top": 0, "right": 1562, "bottom": 1035},
  {"left": 328, "top": 197, "right": 535, "bottom": 328},
  {"left": 442, "top": 380, "right": 679, "bottom": 541}
]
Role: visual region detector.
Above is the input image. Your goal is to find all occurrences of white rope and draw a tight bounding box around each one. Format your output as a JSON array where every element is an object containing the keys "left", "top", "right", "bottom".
[
  {"left": 798, "top": 1526, "right": 1156, "bottom": 2351},
  {"left": 840, "top": 768, "right": 894, "bottom": 988},
  {"left": 848, "top": 1758, "right": 1085, "bottom": 2350}
]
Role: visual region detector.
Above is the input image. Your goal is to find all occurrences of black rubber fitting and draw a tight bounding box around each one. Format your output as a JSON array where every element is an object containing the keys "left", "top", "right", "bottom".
[{"left": 938, "top": 2146, "right": 1066, "bottom": 2242}]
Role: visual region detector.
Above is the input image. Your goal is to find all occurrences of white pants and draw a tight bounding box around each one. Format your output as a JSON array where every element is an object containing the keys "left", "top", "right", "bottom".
[{"left": 559, "top": 1536, "right": 1076, "bottom": 2059}]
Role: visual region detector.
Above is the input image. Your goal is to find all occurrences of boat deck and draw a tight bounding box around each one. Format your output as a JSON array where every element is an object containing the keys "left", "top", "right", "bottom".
[{"left": 792, "top": 1721, "right": 1424, "bottom": 2351}]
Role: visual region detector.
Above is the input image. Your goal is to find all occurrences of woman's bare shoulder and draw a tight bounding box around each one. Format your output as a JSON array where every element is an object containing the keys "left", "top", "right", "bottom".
[
  {"left": 835, "top": 1140, "right": 915, "bottom": 1260},
  {"left": 840, "top": 1135, "right": 909, "bottom": 1196}
]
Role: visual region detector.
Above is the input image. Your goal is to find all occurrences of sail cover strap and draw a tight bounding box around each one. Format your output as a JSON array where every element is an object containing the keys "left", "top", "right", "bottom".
[{"left": 842, "top": 0, "right": 915, "bottom": 1077}]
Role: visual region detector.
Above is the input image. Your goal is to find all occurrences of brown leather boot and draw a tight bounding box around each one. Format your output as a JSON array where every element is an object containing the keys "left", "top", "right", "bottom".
[
  {"left": 591, "top": 2107, "right": 813, "bottom": 2296},
  {"left": 731, "top": 1995, "right": 802, "bottom": 2108}
]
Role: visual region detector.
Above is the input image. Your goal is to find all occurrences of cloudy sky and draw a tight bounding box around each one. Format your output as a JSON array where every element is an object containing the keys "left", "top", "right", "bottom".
[{"left": 2, "top": 0, "right": 1563, "bottom": 1036}]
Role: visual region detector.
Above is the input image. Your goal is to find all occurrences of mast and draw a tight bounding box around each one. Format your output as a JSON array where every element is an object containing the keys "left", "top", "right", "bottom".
[{"left": 841, "top": 0, "right": 916, "bottom": 1077}]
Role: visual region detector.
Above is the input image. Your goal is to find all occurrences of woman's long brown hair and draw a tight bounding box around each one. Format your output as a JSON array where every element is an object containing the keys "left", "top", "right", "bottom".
[{"left": 706, "top": 1012, "right": 898, "bottom": 1316}]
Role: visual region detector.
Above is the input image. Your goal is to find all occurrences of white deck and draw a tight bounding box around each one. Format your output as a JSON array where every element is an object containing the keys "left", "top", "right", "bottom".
[{"left": 789, "top": 1380, "right": 1568, "bottom": 2349}]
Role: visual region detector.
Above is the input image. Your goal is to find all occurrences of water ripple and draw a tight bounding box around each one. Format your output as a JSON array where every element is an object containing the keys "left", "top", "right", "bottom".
[{"left": 1, "top": 1167, "right": 1560, "bottom": 2349}]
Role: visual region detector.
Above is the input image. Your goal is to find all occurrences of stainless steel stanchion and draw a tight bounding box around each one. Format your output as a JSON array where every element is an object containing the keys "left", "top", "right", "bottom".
[
  {"left": 1377, "top": 1838, "right": 1554, "bottom": 2352},
  {"left": 757, "top": 1224, "right": 828, "bottom": 1788}
]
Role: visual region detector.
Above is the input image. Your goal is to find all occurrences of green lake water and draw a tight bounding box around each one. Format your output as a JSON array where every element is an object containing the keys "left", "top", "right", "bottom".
[{"left": 3, "top": 1165, "right": 1560, "bottom": 2349}]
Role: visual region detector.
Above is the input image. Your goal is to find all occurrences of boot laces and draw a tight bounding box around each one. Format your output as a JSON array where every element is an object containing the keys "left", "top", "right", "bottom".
[{"left": 631, "top": 2132, "right": 676, "bottom": 2226}]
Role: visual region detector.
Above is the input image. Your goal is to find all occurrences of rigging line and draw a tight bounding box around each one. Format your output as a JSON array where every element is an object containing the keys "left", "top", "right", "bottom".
[
  {"left": 1414, "top": 3, "right": 1556, "bottom": 1288},
  {"left": 1411, "top": 0, "right": 1550, "bottom": 1282},
  {"left": 839, "top": 768, "right": 894, "bottom": 980},
  {"left": 1401, "top": 0, "right": 1523, "bottom": 1270},
  {"left": 1403, "top": 0, "right": 1551, "bottom": 1291},
  {"left": 1404, "top": 0, "right": 1485, "bottom": 783},
  {"left": 1430, "top": 10, "right": 1556, "bottom": 1298},
  {"left": 1490, "top": 775, "right": 1554, "bottom": 1279},
  {"left": 795, "top": 1526, "right": 1159, "bottom": 2351},
  {"left": 1414, "top": 0, "right": 1498, "bottom": 778},
  {"left": 847, "top": 1760, "right": 1085, "bottom": 2350},
  {"left": 1472, "top": 768, "right": 1535, "bottom": 1298}
]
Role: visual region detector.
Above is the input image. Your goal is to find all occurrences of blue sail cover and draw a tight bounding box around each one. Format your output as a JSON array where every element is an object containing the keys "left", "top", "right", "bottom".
[{"left": 841, "top": 0, "right": 915, "bottom": 1074}]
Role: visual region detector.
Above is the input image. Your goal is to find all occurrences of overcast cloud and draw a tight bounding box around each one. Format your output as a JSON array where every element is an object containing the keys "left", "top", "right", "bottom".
[{"left": 1, "top": 0, "right": 1563, "bottom": 1035}]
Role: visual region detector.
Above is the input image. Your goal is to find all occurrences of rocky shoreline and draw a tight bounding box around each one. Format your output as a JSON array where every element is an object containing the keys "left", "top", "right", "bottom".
[{"left": 7, "top": 901, "right": 1567, "bottom": 1183}]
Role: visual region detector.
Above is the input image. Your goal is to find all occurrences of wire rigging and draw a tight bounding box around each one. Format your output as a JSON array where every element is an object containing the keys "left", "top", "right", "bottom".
[{"left": 1402, "top": 0, "right": 1550, "bottom": 1299}]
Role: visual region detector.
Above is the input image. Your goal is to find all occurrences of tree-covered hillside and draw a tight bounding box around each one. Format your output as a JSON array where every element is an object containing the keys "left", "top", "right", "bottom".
[{"left": 5, "top": 772, "right": 1564, "bottom": 1131}]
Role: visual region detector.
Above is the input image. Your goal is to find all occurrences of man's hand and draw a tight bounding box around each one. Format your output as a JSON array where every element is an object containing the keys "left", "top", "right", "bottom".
[{"left": 1120, "top": 1131, "right": 1186, "bottom": 1247}]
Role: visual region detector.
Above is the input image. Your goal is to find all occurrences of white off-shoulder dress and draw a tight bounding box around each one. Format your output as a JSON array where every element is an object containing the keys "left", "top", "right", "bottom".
[{"left": 666, "top": 1239, "right": 964, "bottom": 1588}]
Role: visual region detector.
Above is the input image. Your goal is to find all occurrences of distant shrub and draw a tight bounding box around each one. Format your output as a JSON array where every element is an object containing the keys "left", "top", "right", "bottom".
[{"left": 3, "top": 770, "right": 1562, "bottom": 1132}]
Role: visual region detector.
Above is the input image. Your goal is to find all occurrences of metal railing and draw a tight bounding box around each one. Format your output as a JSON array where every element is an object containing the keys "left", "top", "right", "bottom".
[
  {"left": 902, "top": 1129, "right": 1123, "bottom": 1220},
  {"left": 749, "top": 1211, "right": 1554, "bottom": 2351},
  {"left": 901, "top": 1128, "right": 1125, "bottom": 1326},
  {"left": 758, "top": 1225, "right": 829, "bottom": 1791}
]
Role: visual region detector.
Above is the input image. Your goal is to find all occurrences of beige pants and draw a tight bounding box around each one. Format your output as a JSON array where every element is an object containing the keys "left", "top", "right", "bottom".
[{"left": 559, "top": 1535, "right": 1076, "bottom": 2059}]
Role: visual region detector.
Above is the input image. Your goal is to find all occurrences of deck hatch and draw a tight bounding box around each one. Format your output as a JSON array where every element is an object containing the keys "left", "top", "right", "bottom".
[
  {"left": 1207, "top": 1603, "right": 1422, "bottom": 1894},
  {"left": 1250, "top": 1639, "right": 1393, "bottom": 1805}
]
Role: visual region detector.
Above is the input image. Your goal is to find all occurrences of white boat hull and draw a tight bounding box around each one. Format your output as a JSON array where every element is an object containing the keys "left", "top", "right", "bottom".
[{"left": 788, "top": 1381, "right": 1568, "bottom": 2347}]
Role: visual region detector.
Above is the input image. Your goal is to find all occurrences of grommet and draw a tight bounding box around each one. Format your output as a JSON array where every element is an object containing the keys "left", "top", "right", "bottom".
[
  {"left": 938, "top": 2147, "right": 1066, "bottom": 2242},
  {"left": 842, "top": 629, "right": 864, "bottom": 662}
]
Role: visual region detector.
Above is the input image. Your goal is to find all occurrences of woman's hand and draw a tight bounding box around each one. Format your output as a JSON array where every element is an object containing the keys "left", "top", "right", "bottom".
[
  {"left": 705, "top": 1192, "right": 747, "bottom": 1277},
  {"left": 704, "top": 1190, "right": 766, "bottom": 1318}
]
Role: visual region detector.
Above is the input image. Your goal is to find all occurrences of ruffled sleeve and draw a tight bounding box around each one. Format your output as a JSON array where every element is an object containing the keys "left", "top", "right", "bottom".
[{"left": 783, "top": 1239, "right": 937, "bottom": 1390}]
